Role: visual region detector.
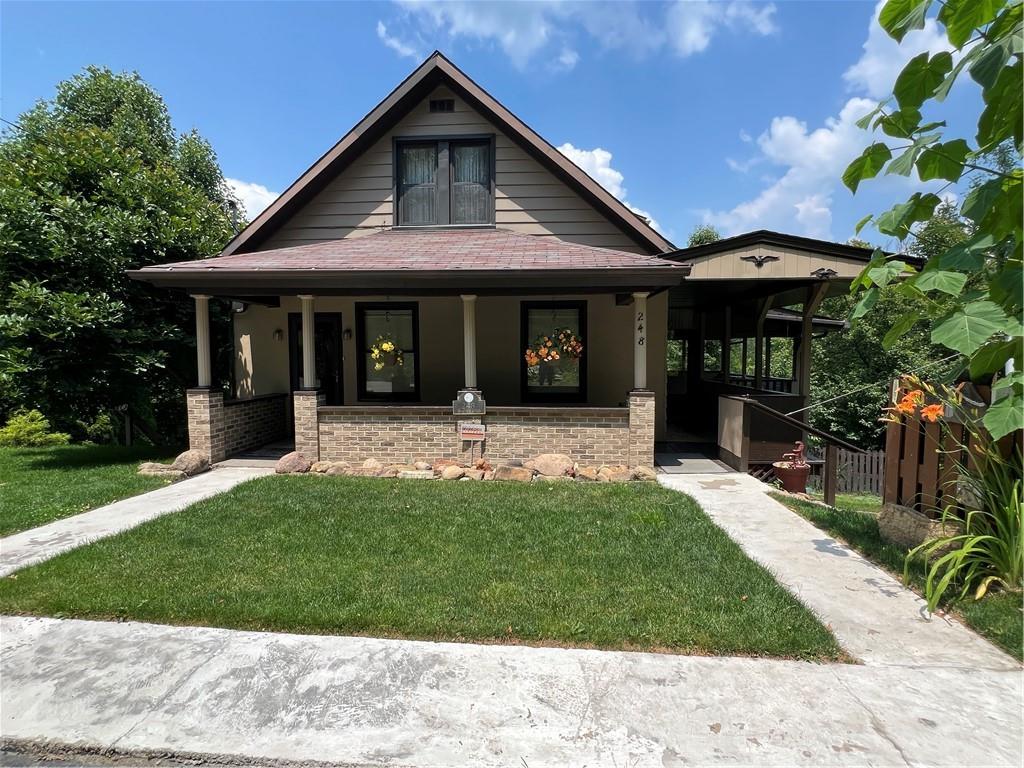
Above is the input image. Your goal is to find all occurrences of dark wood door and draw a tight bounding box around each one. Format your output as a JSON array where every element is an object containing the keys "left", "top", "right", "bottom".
[{"left": 288, "top": 312, "right": 343, "bottom": 406}]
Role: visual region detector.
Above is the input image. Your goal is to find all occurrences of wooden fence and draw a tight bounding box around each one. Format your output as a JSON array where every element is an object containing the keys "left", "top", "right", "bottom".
[
  {"left": 882, "top": 414, "right": 973, "bottom": 518},
  {"left": 807, "top": 449, "right": 885, "bottom": 495}
]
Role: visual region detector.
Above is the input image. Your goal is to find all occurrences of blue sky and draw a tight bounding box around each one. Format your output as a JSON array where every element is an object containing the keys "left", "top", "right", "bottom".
[{"left": 3, "top": 1, "right": 977, "bottom": 248}]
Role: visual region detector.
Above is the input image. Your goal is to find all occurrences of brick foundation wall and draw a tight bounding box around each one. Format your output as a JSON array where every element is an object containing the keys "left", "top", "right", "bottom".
[
  {"left": 627, "top": 390, "right": 656, "bottom": 468},
  {"left": 186, "top": 388, "right": 225, "bottom": 463},
  {"left": 223, "top": 394, "right": 288, "bottom": 456},
  {"left": 294, "top": 390, "right": 325, "bottom": 460},
  {"left": 317, "top": 405, "right": 634, "bottom": 466}
]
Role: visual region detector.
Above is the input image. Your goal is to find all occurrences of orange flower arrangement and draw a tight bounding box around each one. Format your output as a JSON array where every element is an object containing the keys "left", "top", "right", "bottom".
[
  {"left": 920, "top": 403, "right": 944, "bottom": 422},
  {"left": 524, "top": 329, "right": 583, "bottom": 367}
]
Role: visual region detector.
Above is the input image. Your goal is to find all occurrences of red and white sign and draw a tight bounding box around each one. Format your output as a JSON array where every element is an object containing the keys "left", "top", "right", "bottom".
[{"left": 458, "top": 422, "right": 486, "bottom": 441}]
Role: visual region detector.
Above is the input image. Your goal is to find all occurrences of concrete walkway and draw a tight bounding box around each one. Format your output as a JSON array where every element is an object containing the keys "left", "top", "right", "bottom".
[
  {"left": 0, "top": 467, "right": 269, "bottom": 577},
  {"left": 659, "top": 473, "right": 1018, "bottom": 670},
  {"left": 2, "top": 615, "right": 1021, "bottom": 767}
]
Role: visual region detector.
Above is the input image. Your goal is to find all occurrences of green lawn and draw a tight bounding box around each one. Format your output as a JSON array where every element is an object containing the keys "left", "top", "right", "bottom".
[
  {"left": 0, "top": 445, "right": 180, "bottom": 537},
  {"left": 0, "top": 476, "right": 844, "bottom": 660},
  {"left": 771, "top": 492, "right": 1023, "bottom": 661}
]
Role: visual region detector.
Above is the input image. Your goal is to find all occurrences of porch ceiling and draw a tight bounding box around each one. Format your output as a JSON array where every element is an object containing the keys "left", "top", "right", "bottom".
[{"left": 128, "top": 228, "right": 689, "bottom": 296}]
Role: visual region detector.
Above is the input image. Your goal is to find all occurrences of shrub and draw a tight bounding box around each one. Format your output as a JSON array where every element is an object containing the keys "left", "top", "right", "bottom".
[
  {"left": 0, "top": 410, "right": 71, "bottom": 447},
  {"left": 83, "top": 413, "right": 117, "bottom": 444}
]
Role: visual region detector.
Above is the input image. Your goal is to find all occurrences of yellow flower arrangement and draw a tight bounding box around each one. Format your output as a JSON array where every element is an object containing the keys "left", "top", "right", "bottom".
[{"left": 370, "top": 334, "right": 403, "bottom": 371}]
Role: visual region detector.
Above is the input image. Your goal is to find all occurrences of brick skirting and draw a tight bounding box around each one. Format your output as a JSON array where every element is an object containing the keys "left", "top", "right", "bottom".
[
  {"left": 316, "top": 400, "right": 647, "bottom": 467},
  {"left": 223, "top": 394, "right": 288, "bottom": 456}
]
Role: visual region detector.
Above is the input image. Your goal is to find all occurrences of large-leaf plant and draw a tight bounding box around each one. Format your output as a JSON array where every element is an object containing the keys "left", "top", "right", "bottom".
[{"left": 844, "top": 0, "right": 1023, "bottom": 440}]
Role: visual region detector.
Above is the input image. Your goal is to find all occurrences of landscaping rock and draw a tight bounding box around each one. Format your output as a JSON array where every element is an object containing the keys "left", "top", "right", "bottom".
[
  {"left": 575, "top": 466, "right": 600, "bottom": 482},
  {"left": 309, "top": 461, "right": 332, "bottom": 474},
  {"left": 137, "top": 462, "right": 184, "bottom": 480},
  {"left": 362, "top": 458, "right": 384, "bottom": 471},
  {"left": 631, "top": 466, "right": 657, "bottom": 482},
  {"left": 472, "top": 458, "right": 492, "bottom": 472},
  {"left": 463, "top": 468, "right": 485, "bottom": 480},
  {"left": 432, "top": 458, "right": 460, "bottom": 470},
  {"left": 376, "top": 466, "right": 399, "bottom": 478},
  {"left": 493, "top": 465, "right": 534, "bottom": 482},
  {"left": 346, "top": 467, "right": 380, "bottom": 477},
  {"left": 325, "top": 463, "right": 351, "bottom": 476},
  {"left": 170, "top": 449, "right": 209, "bottom": 476},
  {"left": 524, "top": 453, "right": 574, "bottom": 477},
  {"left": 440, "top": 465, "right": 466, "bottom": 480},
  {"left": 398, "top": 470, "right": 434, "bottom": 480},
  {"left": 413, "top": 461, "right": 432, "bottom": 471},
  {"left": 483, "top": 470, "right": 496, "bottom": 481},
  {"left": 878, "top": 503, "right": 962, "bottom": 553},
  {"left": 597, "top": 465, "right": 631, "bottom": 482},
  {"left": 534, "top": 475, "right": 572, "bottom": 483},
  {"left": 275, "top": 452, "right": 312, "bottom": 474}
]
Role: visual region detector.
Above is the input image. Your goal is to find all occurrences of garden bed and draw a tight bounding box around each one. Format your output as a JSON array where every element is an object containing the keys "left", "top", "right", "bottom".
[{"left": 0, "top": 476, "right": 845, "bottom": 660}]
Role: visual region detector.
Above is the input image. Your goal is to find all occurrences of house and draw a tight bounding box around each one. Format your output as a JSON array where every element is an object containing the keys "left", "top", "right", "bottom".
[{"left": 131, "top": 52, "right": 876, "bottom": 471}]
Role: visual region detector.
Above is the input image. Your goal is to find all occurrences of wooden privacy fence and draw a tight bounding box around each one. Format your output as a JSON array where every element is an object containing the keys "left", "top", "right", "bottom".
[{"left": 883, "top": 413, "right": 974, "bottom": 518}]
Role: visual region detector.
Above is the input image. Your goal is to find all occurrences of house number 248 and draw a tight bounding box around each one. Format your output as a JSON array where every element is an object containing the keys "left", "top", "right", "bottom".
[{"left": 636, "top": 311, "right": 645, "bottom": 345}]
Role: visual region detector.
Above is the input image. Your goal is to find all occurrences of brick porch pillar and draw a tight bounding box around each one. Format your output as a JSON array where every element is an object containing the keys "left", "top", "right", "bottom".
[
  {"left": 186, "top": 388, "right": 226, "bottom": 463},
  {"left": 294, "top": 390, "right": 324, "bottom": 460},
  {"left": 627, "top": 389, "right": 655, "bottom": 469}
]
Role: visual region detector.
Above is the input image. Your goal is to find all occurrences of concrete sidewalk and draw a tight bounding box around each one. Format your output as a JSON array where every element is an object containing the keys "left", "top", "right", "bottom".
[
  {"left": 0, "top": 467, "right": 269, "bottom": 577},
  {"left": 2, "top": 615, "right": 1021, "bottom": 767},
  {"left": 660, "top": 472, "right": 1018, "bottom": 670}
]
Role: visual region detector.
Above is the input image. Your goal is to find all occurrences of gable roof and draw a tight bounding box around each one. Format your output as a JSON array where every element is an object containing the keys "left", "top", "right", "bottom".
[
  {"left": 663, "top": 230, "right": 881, "bottom": 263},
  {"left": 221, "top": 52, "right": 674, "bottom": 258}
]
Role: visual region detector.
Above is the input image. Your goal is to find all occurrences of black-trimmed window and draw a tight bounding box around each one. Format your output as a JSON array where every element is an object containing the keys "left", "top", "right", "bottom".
[
  {"left": 521, "top": 301, "right": 587, "bottom": 403},
  {"left": 356, "top": 303, "right": 420, "bottom": 401},
  {"left": 396, "top": 138, "right": 494, "bottom": 226}
]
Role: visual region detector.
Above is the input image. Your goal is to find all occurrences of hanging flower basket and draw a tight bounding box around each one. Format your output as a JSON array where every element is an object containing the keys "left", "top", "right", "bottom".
[
  {"left": 523, "top": 329, "right": 584, "bottom": 367},
  {"left": 370, "top": 334, "right": 403, "bottom": 371}
]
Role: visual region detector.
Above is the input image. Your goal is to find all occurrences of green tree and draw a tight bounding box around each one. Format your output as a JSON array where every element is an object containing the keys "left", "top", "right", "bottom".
[
  {"left": 688, "top": 224, "right": 721, "bottom": 247},
  {"left": 843, "top": 0, "right": 1023, "bottom": 439},
  {"left": 0, "top": 67, "right": 239, "bottom": 440}
]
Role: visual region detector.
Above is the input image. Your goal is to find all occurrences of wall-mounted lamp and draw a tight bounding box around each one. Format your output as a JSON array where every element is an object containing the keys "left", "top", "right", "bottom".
[
  {"left": 343, "top": 328, "right": 353, "bottom": 341},
  {"left": 273, "top": 328, "right": 284, "bottom": 342}
]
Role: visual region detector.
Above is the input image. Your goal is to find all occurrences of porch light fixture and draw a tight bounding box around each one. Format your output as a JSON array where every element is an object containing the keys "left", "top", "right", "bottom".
[
  {"left": 273, "top": 328, "right": 284, "bottom": 342},
  {"left": 343, "top": 328, "right": 353, "bottom": 341}
]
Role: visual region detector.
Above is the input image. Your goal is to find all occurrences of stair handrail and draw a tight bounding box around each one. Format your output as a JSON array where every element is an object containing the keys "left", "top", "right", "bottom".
[{"left": 729, "top": 395, "right": 864, "bottom": 453}]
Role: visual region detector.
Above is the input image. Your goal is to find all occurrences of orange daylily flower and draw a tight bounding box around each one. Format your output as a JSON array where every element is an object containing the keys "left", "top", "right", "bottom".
[{"left": 920, "top": 404, "right": 943, "bottom": 422}]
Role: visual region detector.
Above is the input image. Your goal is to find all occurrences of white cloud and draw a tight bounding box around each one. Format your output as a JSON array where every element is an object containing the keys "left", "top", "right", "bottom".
[
  {"left": 227, "top": 178, "right": 279, "bottom": 220},
  {"left": 704, "top": 1, "right": 951, "bottom": 239},
  {"left": 376, "top": 20, "right": 422, "bottom": 60},
  {"left": 557, "top": 142, "right": 660, "bottom": 231},
  {"left": 666, "top": 0, "right": 777, "bottom": 57},
  {"left": 384, "top": 1, "right": 777, "bottom": 68},
  {"left": 843, "top": 1, "right": 952, "bottom": 99}
]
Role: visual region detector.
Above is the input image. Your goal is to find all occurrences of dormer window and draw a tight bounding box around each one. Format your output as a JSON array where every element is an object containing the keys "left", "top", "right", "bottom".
[{"left": 396, "top": 138, "right": 494, "bottom": 227}]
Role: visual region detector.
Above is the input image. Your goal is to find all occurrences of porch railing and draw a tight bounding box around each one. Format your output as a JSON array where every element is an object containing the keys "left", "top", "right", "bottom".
[{"left": 718, "top": 395, "right": 864, "bottom": 506}]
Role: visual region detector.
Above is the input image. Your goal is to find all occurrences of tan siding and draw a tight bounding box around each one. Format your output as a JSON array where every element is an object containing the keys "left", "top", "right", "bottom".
[
  {"left": 262, "top": 86, "right": 650, "bottom": 253},
  {"left": 685, "top": 245, "right": 866, "bottom": 280}
]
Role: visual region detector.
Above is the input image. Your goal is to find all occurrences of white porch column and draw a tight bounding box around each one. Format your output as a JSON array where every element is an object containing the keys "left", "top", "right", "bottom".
[
  {"left": 461, "top": 294, "right": 478, "bottom": 389},
  {"left": 299, "top": 294, "right": 316, "bottom": 389},
  {"left": 193, "top": 294, "right": 211, "bottom": 388},
  {"left": 632, "top": 291, "right": 649, "bottom": 390}
]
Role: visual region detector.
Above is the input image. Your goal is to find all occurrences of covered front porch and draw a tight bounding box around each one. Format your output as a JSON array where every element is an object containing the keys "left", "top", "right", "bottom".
[{"left": 132, "top": 229, "right": 689, "bottom": 469}]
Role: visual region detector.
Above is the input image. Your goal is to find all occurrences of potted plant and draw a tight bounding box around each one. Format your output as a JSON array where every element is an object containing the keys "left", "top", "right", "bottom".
[{"left": 773, "top": 441, "right": 810, "bottom": 494}]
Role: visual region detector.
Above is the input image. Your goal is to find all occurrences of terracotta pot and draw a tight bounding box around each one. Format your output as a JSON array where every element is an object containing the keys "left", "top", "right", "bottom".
[{"left": 773, "top": 462, "right": 810, "bottom": 494}]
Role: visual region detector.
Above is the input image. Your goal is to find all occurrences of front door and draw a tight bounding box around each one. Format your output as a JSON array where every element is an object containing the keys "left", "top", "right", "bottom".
[{"left": 288, "top": 312, "right": 343, "bottom": 406}]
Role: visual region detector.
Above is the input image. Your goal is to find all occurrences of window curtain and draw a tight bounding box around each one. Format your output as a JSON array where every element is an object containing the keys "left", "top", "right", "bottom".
[
  {"left": 452, "top": 143, "right": 490, "bottom": 224},
  {"left": 399, "top": 145, "right": 437, "bottom": 225}
]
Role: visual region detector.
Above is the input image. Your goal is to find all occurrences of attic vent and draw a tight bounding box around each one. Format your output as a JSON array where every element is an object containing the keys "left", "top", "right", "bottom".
[{"left": 429, "top": 98, "right": 455, "bottom": 113}]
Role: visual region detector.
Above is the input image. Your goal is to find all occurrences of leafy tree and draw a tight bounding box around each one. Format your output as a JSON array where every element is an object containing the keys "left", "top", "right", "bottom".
[
  {"left": 0, "top": 67, "right": 238, "bottom": 441},
  {"left": 843, "top": 0, "right": 1023, "bottom": 439},
  {"left": 688, "top": 224, "right": 721, "bottom": 247}
]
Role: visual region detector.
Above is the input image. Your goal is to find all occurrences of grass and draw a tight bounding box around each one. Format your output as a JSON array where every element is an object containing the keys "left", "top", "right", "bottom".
[
  {"left": 0, "top": 444, "right": 180, "bottom": 537},
  {"left": 771, "top": 492, "right": 1023, "bottom": 661},
  {"left": 0, "top": 475, "right": 844, "bottom": 660}
]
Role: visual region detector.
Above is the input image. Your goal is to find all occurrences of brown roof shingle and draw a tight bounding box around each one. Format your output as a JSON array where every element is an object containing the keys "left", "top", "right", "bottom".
[{"left": 141, "top": 228, "right": 683, "bottom": 273}]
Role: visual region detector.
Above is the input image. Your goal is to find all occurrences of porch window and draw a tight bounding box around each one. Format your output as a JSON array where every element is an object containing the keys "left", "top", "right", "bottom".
[
  {"left": 396, "top": 138, "right": 494, "bottom": 226},
  {"left": 521, "top": 301, "right": 587, "bottom": 402},
  {"left": 356, "top": 303, "right": 419, "bottom": 401}
]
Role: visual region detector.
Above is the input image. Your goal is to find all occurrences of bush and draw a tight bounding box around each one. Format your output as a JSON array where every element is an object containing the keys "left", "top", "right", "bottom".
[
  {"left": 0, "top": 410, "right": 71, "bottom": 447},
  {"left": 83, "top": 413, "right": 117, "bottom": 444}
]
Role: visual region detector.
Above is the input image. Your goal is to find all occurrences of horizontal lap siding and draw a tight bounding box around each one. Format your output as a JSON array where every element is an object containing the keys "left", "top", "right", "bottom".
[
  {"left": 317, "top": 406, "right": 629, "bottom": 465},
  {"left": 262, "top": 86, "right": 647, "bottom": 253}
]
